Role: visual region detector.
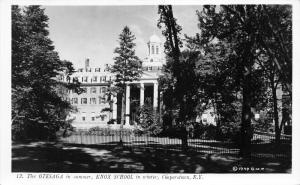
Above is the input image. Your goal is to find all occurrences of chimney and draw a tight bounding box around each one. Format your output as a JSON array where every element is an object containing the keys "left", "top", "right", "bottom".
[{"left": 85, "top": 58, "right": 90, "bottom": 68}]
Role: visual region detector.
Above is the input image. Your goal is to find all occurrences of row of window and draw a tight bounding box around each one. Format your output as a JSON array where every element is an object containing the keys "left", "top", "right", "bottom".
[
  {"left": 77, "top": 67, "right": 109, "bottom": 73},
  {"left": 59, "top": 67, "right": 164, "bottom": 84},
  {"left": 78, "top": 114, "right": 107, "bottom": 122},
  {"left": 60, "top": 66, "right": 163, "bottom": 83},
  {"left": 66, "top": 76, "right": 112, "bottom": 83},
  {"left": 143, "top": 66, "right": 162, "bottom": 71},
  {"left": 67, "top": 86, "right": 107, "bottom": 94},
  {"left": 61, "top": 76, "right": 112, "bottom": 83},
  {"left": 80, "top": 76, "right": 112, "bottom": 83},
  {"left": 67, "top": 97, "right": 108, "bottom": 105},
  {"left": 81, "top": 116, "right": 106, "bottom": 121}
]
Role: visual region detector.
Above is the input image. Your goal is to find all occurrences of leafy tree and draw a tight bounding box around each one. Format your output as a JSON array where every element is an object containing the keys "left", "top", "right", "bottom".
[
  {"left": 158, "top": 5, "right": 202, "bottom": 150},
  {"left": 135, "top": 100, "right": 162, "bottom": 136},
  {"left": 254, "top": 5, "right": 292, "bottom": 142},
  {"left": 191, "top": 41, "right": 243, "bottom": 139},
  {"left": 257, "top": 5, "right": 292, "bottom": 97},
  {"left": 187, "top": 5, "right": 292, "bottom": 155},
  {"left": 11, "top": 6, "right": 81, "bottom": 140},
  {"left": 107, "top": 26, "right": 142, "bottom": 143},
  {"left": 187, "top": 5, "right": 256, "bottom": 156},
  {"left": 255, "top": 51, "right": 290, "bottom": 143}
]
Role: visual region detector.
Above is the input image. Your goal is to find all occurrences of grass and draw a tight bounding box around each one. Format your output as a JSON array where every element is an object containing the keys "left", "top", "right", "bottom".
[{"left": 12, "top": 138, "right": 291, "bottom": 173}]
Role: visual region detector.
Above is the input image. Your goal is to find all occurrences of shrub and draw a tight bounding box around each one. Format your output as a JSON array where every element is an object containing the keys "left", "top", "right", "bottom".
[
  {"left": 136, "top": 103, "right": 163, "bottom": 136},
  {"left": 158, "top": 125, "right": 183, "bottom": 138},
  {"left": 71, "top": 127, "right": 135, "bottom": 136},
  {"left": 191, "top": 121, "right": 252, "bottom": 143},
  {"left": 218, "top": 122, "right": 254, "bottom": 144},
  {"left": 218, "top": 122, "right": 240, "bottom": 141},
  {"left": 193, "top": 122, "right": 218, "bottom": 139}
]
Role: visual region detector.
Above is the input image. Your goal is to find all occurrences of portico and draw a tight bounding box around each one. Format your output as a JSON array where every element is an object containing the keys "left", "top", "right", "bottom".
[{"left": 112, "top": 79, "right": 159, "bottom": 126}]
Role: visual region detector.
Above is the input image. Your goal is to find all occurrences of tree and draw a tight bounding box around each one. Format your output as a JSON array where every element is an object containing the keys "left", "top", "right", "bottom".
[
  {"left": 254, "top": 5, "right": 292, "bottom": 143},
  {"left": 187, "top": 5, "right": 258, "bottom": 156},
  {"left": 255, "top": 51, "right": 289, "bottom": 143},
  {"left": 158, "top": 5, "right": 202, "bottom": 150},
  {"left": 191, "top": 41, "right": 243, "bottom": 139},
  {"left": 107, "top": 26, "right": 142, "bottom": 143},
  {"left": 258, "top": 5, "right": 292, "bottom": 97},
  {"left": 135, "top": 99, "right": 162, "bottom": 136},
  {"left": 187, "top": 5, "right": 292, "bottom": 155},
  {"left": 11, "top": 6, "right": 81, "bottom": 140}
]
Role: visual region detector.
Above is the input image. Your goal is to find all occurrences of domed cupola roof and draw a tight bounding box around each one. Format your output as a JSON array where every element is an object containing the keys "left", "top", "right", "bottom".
[{"left": 149, "top": 34, "right": 161, "bottom": 43}]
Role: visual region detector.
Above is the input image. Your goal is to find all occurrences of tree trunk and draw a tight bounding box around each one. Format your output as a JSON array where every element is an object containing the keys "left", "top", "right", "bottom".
[
  {"left": 271, "top": 85, "right": 281, "bottom": 144},
  {"left": 181, "top": 123, "right": 188, "bottom": 152},
  {"left": 240, "top": 86, "right": 252, "bottom": 157},
  {"left": 269, "top": 71, "right": 281, "bottom": 144},
  {"left": 109, "top": 100, "right": 113, "bottom": 121},
  {"left": 239, "top": 39, "right": 256, "bottom": 158},
  {"left": 119, "top": 90, "right": 125, "bottom": 145},
  {"left": 121, "top": 91, "right": 125, "bottom": 125},
  {"left": 240, "top": 64, "right": 253, "bottom": 158},
  {"left": 213, "top": 98, "right": 222, "bottom": 140}
]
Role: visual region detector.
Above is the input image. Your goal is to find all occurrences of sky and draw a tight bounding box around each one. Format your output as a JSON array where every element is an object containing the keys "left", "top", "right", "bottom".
[{"left": 43, "top": 6, "right": 203, "bottom": 68}]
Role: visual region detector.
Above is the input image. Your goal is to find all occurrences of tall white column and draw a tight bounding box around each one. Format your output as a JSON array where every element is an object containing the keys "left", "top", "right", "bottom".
[
  {"left": 125, "top": 85, "right": 130, "bottom": 125},
  {"left": 112, "top": 96, "right": 117, "bottom": 120},
  {"left": 153, "top": 82, "right": 158, "bottom": 109},
  {"left": 140, "top": 83, "right": 144, "bottom": 106}
]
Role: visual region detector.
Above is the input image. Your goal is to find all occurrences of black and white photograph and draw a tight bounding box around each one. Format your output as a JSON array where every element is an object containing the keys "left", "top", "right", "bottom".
[{"left": 1, "top": 1, "right": 300, "bottom": 185}]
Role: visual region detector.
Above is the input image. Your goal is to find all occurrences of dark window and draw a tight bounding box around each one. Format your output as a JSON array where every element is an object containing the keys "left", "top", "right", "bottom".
[
  {"left": 73, "top": 98, "right": 78, "bottom": 104},
  {"left": 101, "top": 96, "right": 106, "bottom": 103},
  {"left": 73, "top": 77, "right": 78, "bottom": 83},
  {"left": 91, "top": 87, "right": 96, "bottom": 94},
  {"left": 100, "top": 86, "right": 107, "bottom": 94},
  {"left": 82, "top": 76, "right": 88, "bottom": 82},
  {"left": 81, "top": 98, "right": 87, "bottom": 104},
  {"left": 90, "top": 98, "right": 96, "bottom": 104}
]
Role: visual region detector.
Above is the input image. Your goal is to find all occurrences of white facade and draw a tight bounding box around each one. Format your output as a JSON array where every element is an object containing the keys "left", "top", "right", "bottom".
[{"left": 63, "top": 35, "right": 165, "bottom": 130}]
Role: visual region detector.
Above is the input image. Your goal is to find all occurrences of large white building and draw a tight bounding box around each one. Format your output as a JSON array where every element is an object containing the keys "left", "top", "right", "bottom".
[{"left": 62, "top": 34, "right": 166, "bottom": 130}]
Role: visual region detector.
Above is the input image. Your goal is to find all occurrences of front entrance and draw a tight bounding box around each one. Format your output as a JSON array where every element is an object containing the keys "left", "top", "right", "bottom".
[
  {"left": 130, "top": 84, "right": 154, "bottom": 125},
  {"left": 115, "top": 82, "right": 158, "bottom": 126}
]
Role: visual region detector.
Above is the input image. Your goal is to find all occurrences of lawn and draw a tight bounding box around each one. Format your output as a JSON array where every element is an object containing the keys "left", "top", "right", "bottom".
[{"left": 12, "top": 140, "right": 291, "bottom": 173}]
